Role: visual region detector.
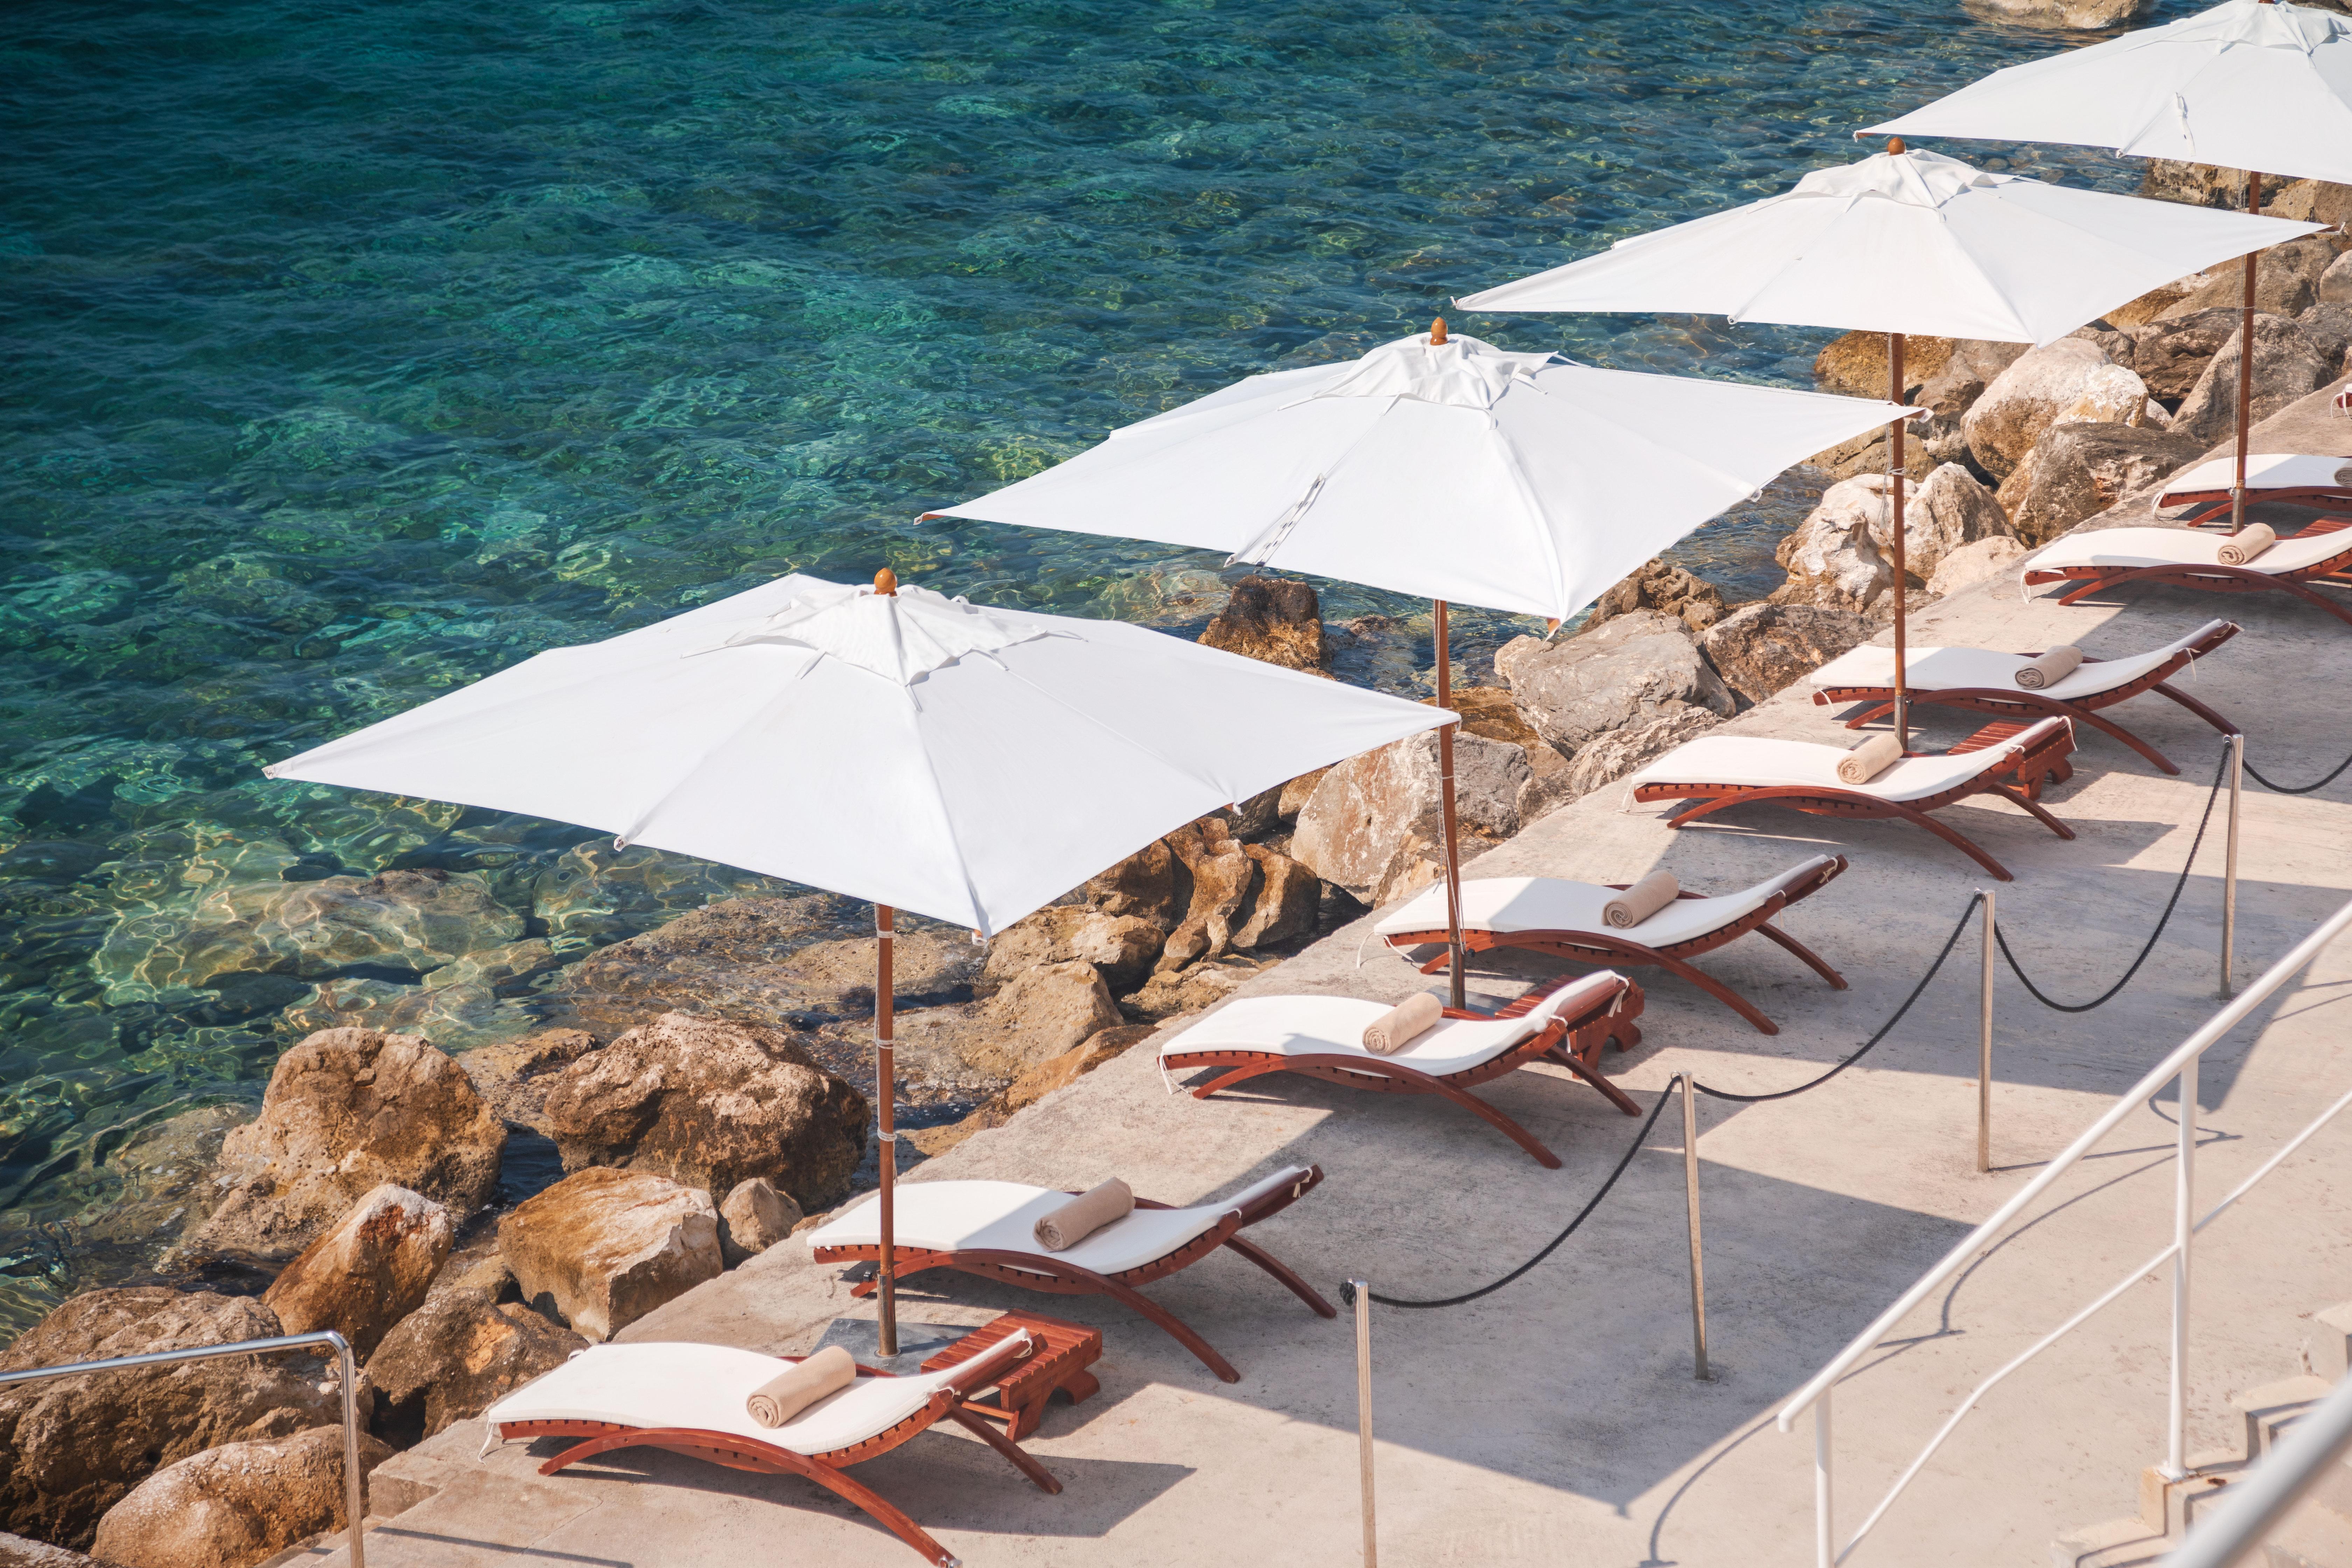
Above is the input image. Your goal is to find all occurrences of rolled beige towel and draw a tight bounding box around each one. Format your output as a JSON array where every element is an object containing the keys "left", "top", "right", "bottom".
[
  {"left": 2216, "top": 524, "right": 2275, "bottom": 567},
  {"left": 746, "top": 1344, "right": 856, "bottom": 1429},
  {"left": 2013, "top": 645, "right": 2083, "bottom": 690},
  {"left": 1602, "top": 870, "right": 1679, "bottom": 929},
  {"left": 1034, "top": 1178, "right": 1133, "bottom": 1252},
  {"left": 1363, "top": 991, "right": 1443, "bottom": 1054},
  {"left": 1836, "top": 732, "right": 1904, "bottom": 785}
]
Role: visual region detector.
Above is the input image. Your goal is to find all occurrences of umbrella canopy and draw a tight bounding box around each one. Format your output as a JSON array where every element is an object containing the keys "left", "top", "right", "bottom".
[
  {"left": 1867, "top": 0, "right": 2352, "bottom": 187},
  {"left": 1454, "top": 146, "right": 2320, "bottom": 345},
  {"left": 926, "top": 329, "right": 1915, "bottom": 626},
  {"left": 267, "top": 572, "right": 1449, "bottom": 938}
]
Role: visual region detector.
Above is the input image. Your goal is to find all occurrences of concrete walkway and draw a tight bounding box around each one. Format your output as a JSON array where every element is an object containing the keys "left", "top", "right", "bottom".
[{"left": 317, "top": 380, "right": 2352, "bottom": 1568}]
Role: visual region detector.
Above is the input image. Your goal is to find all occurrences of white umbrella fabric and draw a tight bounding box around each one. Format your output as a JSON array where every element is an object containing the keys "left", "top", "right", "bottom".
[
  {"left": 1868, "top": 0, "right": 2352, "bottom": 529},
  {"left": 926, "top": 327, "right": 1913, "bottom": 1000},
  {"left": 267, "top": 569, "right": 1451, "bottom": 1354},
  {"left": 1457, "top": 145, "right": 2316, "bottom": 741}
]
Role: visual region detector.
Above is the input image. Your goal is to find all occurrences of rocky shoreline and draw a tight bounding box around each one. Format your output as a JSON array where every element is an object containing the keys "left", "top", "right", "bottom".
[{"left": 1, "top": 174, "right": 2347, "bottom": 1568}]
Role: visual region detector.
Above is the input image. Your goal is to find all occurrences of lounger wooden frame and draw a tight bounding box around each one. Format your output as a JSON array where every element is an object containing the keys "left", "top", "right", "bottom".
[
  {"left": 1631, "top": 721, "right": 2078, "bottom": 883},
  {"left": 2024, "top": 536, "right": 2352, "bottom": 630},
  {"left": 2165, "top": 486, "right": 2352, "bottom": 527},
  {"left": 1163, "top": 974, "right": 1647, "bottom": 1172},
  {"left": 1812, "top": 621, "right": 2240, "bottom": 776},
  {"left": 499, "top": 1342, "right": 1057, "bottom": 1568},
  {"left": 1379, "top": 859, "right": 1847, "bottom": 1036},
  {"left": 811, "top": 1167, "right": 1336, "bottom": 1385}
]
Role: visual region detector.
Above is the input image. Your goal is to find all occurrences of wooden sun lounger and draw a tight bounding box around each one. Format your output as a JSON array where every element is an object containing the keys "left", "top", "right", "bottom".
[
  {"left": 807, "top": 1166, "right": 1334, "bottom": 1384},
  {"left": 2023, "top": 524, "right": 2352, "bottom": 629},
  {"left": 2156, "top": 453, "right": 2352, "bottom": 526},
  {"left": 484, "top": 1332, "right": 1053, "bottom": 1567},
  {"left": 1624, "top": 715, "right": 2078, "bottom": 882},
  {"left": 1157, "top": 970, "right": 1647, "bottom": 1170},
  {"left": 1372, "top": 855, "right": 1846, "bottom": 1036},
  {"left": 1809, "top": 619, "right": 2240, "bottom": 776}
]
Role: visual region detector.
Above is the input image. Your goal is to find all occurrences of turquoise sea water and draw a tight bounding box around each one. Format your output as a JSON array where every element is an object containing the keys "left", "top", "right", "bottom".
[{"left": 0, "top": 0, "right": 2180, "bottom": 1336}]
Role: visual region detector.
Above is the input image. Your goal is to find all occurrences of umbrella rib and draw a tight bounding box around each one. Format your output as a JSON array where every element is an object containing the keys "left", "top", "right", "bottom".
[
  {"left": 891, "top": 682, "right": 994, "bottom": 935},
  {"left": 610, "top": 650, "right": 838, "bottom": 848}
]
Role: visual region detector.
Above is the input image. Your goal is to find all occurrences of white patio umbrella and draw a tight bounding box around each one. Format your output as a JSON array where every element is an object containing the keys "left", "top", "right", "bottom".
[
  {"left": 1869, "top": 0, "right": 2352, "bottom": 530},
  {"left": 1457, "top": 143, "right": 2317, "bottom": 744},
  {"left": 925, "top": 327, "right": 1913, "bottom": 1002},
  {"left": 266, "top": 568, "right": 1450, "bottom": 1356}
]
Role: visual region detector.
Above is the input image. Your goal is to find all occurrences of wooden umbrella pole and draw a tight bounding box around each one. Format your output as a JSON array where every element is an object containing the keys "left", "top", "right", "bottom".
[
  {"left": 876, "top": 902, "right": 897, "bottom": 1358},
  {"left": 2232, "top": 169, "right": 2263, "bottom": 535},
  {"left": 1434, "top": 599, "right": 1466, "bottom": 1010},
  {"left": 1889, "top": 328, "right": 1910, "bottom": 751}
]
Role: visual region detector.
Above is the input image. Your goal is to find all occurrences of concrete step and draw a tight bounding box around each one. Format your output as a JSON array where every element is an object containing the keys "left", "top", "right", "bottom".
[
  {"left": 2306, "top": 1304, "right": 2352, "bottom": 1385},
  {"left": 2240, "top": 1376, "right": 2338, "bottom": 1463},
  {"left": 2261, "top": 1490, "right": 2352, "bottom": 1568},
  {"left": 2142, "top": 1451, "right": 2250, "bottom": 1537},
  {"left": 2052, "top": 1516, "right": 2172, "bottom": 1568}
]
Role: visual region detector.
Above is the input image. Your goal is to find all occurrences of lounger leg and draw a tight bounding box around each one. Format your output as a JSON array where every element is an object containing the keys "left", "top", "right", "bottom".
[
  {"left": 1220, "top": 1233, "right": 1340, "bottom": 1318},
  {"left": 2275, "top": 578, "right": 2352, "bottom": 628},
  {"left": 1988, "top": 783, "right": 2078, "bottom": 841},
  {"left": 946, "top": 1407, "right": 1062, "bottom": 1494},
  {"left": 1872, "top": 800, "right": 2021, "bottom": 881},
  {"left": 2067, "top": 706, "right": 2180, "bottom": 775},
  {"left": 2151, "top": 681, "right": 2238, "bottom": 738},
  {"left": 1643, "top": 951, "right": 1783, "bottom": 1036},
  {"left": 1190, "top": 1060, "right": 1296, "bottom": 1101},
  {"left": 1843, "top": 700, "right": 1896, "bottom": 730},
  {"left": 1541, "top": 1046, "right": 1643, "bottom": 1116},
  {"left": 1083, "top": 1273, "right": 1245, "bottom": 1384},
  {"left": 2056, "top": 574, "right": 2122, "bottom": 606},
  {"left": 1756, "top": 922, "right": 1849, "bottom": 990}
]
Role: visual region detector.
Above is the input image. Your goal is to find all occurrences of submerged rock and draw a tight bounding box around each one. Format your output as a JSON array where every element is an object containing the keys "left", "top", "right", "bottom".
[
  {"left": 89, "top": 1424, "right": 392, "bottom": 1568},
  {"left": 1197, "top": 575, "right": 1325, "bottom": 671},
  {"left": 260, "top": 1185, "right": 452, "bottom": 1362},
  {"left": 0, "top": 1289, "right": 338, "bottom": 1550},
  {"left": 1962, "top": 0, "right": 2154, "bottom": 27},
  {"left": 181, "top": 1029, "right": 504, "bottom": 1262},
  {"left": 500, "top": 1167, "right": 722, "bottom": 1341}
]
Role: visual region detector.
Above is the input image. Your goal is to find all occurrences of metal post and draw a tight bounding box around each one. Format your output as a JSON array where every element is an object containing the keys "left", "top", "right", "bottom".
[
  {"left": 2222, "top": 734, "right": 2242, "bottom": 999},
  {"left": 1434, "top": 598, "right": 1465, "bottom": 1010},
  {"left": 1814, "top": 1391, "right": 1836, "bottom": 1568},
  {"left": 335, "top": 1332, "right": 366, "bottom": 1565},
  {"left": 1888, "top": 328, "right": 1910, "bottom": 751},
  {"left": 1681, "top": 1075, "right": 1711, "bottom": 1381},
  {"left": 2168, "top": 1053, "right": 2200, "bottom": 1479},
  {"left": 1350, "top": 1279, "right": 1377, "bottom": 1568},
  {"left": 877, "top": 903, "right": 897, "bottom": 1358},
  {"left": 1978, "top": 887, "right": 1995, "bottom": 1174}
]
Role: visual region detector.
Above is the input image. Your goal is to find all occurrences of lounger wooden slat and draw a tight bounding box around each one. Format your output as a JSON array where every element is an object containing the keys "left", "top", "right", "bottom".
[
  {"left": 1625, "top": 715, "right": 2078, "bottom": 882},
  {"left": 1811, "top": 620, "right": 2239, "bottom": 776},
  {"left": 2157, "top": 453, "right": 2352, "bottom": 526},
  {"left": 2023, "top": 525, "right": 2352, "bottom": 628},
  {"left": 1373, "top": 855, "right": 1847, "bottom": 1035},
  {"left": 1158, "top": 970, "right": 1646, "bottom": 1170}
]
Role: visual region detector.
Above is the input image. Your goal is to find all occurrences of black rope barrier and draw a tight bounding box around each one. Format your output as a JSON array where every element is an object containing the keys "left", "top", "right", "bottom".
[
  {"left": 2245, "top": 744, "right": 2352, "bottom": 797},
  {"left": 1994, "top": 743, "right": 2228, "bottom": 1013}
]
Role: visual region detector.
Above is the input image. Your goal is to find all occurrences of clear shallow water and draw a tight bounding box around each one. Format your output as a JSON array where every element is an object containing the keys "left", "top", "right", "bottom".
[{"left": 0, "top": 0, "right": 2182, "bottom": 1336}]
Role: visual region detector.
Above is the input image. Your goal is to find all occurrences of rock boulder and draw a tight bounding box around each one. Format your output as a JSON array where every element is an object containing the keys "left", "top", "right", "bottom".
[
  {"left": 1197, "top": 575, "right": 1324, "bottom": 671},
  {"left": 364, "top": 1289, "right": 585, "bottom": 1446},
  {"left": 1773, "top": 467, "right": 2013, "bottom": 611},
  {"left": 2166, "top": 235, "right": 2339, "bottom": 321},
  {"left": 500, "top": 1167, "right": 723, "bottom": 1340},
  {"left": 1557, "top": 707, "right": 1727, "bottom": 798},
  {"left": 89, "top": 1425, "right": 392, "bottom": 1568},
  {"left": 2129, "top": 308, "right": 2243, "bottom": 401},
  {"left": 1493, "top": 610, "right": 1735, "bottom": 755},
  {"left": 2324, "top": 249, "right": 2352, "bottom": 307},
  {"left": 1434, "top": 686, "right": 1581, "bottom": 826},
  {"left": 458, "top": 1027, "right": 601, "bottom": 1136},
  {"left": 1996, "top": 422, "right": 2208, "bottom": 544},
  {"left": 718, "top": 1178, "right": 801, "bottom": 1264},
  {"left": 1083, "top": 839, "right": 1186, "bottom": 931},
  {"left": 1927, "top": 536, "right": 2030, "bottom": 598},
  {"left": 260, "top": 1185, "right": 453, "bottom": 1361},
  {"left": 539, "top": 1011, "right": 866, "bottom": 1211},
  {"left": 977, "top": 905, "right": 1164, "bottom": 996},
  {"left": 1289, "top": 730, "right": 1527, "bottom": 908},
  {"left": 1586, "top": 557, "right": 1728, "bottom": 633},
  {"left": 960, "top": 961, "right": 1124, "bottom": 1076},
  {"left": 2170, "top": 314, "right": 2334, "bottom": 449},
  {"left": 2299, "top": 302, "right": 2352, "bottom": 380},
  {"left": 0, "top": 1289, "right": 337, "bottom": 1549},
  {"left": 1965, "top": 339, "right": 2158, "bottom": 480},
  {"left": 1699, "top": 603, "right": 1871, "bottom": 706},
  {"left": 1962, "top": 0, "right": 2155, "bottom": 27},
  {"left": 182, "top": 1029, "right": 503, "bottom": 1262},
  {"left": 0, "top": 1531, "right": 120, "bottom": 1567}
]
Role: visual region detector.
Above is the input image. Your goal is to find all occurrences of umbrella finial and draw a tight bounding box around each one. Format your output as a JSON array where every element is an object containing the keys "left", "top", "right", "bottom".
[
  {"left": 874, "top": 566, "right": 899, "bottom": 596},
  {"left": 1885, "top": 136, "right": 1906, "bottom": 155},
  {"left": 1428, "top": 316, "right": 1448, "bottom": 345}
]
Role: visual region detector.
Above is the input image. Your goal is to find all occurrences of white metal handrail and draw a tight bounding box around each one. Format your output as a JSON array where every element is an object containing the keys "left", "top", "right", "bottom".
[
  {"left": 1777, "top": 892, "right": 2352, "bottom": 1567},
  {"left": 2166, "top": 1370, "right": 2352, "bottom": 1568}
]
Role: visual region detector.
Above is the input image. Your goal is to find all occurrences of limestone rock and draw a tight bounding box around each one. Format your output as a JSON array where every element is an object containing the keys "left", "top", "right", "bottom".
[
  {"left": 2138, "top": 160, "right": 2251, "bottom": 210},
  {"left": 1232, "top": 843, "right": 1318, "bottom": 948},
  {"left": 904, "top": 1025, "right": 1157, "bottom": 1158},
  {"left": 2107, "top": 275, "right": 2211, "bottom": 332},
  {"left": 2129, "top": 308, "right": 2244, "bottom": 401},
  {"left": 1927, "top": 536, "right": 2030, "bottom": 598},
  {"left": 1083, "top": 839, "right": 1185, "bottom": 931},
  {"left": 1964, "top": 340, "right": 2157, "bottom": 479},
  {"left": 2165, "top": 235, "right": 2339, "bottom": 321},
  {"left": 2265, "top": 178, "right": 2352, "bottom": 230},
  {"left": 718, "top": 1178, "right": 801, "bottom": 1264},
  {"left": 1289, "top": 730, "right": 1527, "bottom": 908},
  {"left": 363, "top": 1289, "right": 584, "bottom": 1447},
  {"left": 1493, "top": 610, "right": 1734, "bottom": 755},
  {"left": 961, "top": 960, "right": 1124, "bottom": 1076},
  {"left": 1558, "top": 707, "right": 1726, "bottom": 798},
  {"left": 1276, "top": 769, "right": 1329, "bottom": 821},
  {"left": 1699, "top": 603, "right": 1871, "bottom": 706},
  {"left": 1433, "top": 685, "right": 1580, "bottom": 828},
  {"left": 0, "top": 1532, "right": 121, "bottom": 1567},
  {"left": 183, "top": 1029, "right": 503, "bottom": 1262},
  {"left": 1586, "top": 557, "right": 1728, "bottom": 633},
  {"left": 1808, "top": 332, "right": 2026, "bottom": 475},
  {"left": 1773, "top": 467, "right": 2015, "bottom": 614},
  {"left": 0, "top": 1289, "right": 338, "bottom": 1549},
  {"left": 500, "top": 1167, "right": 722, "bottom": 1340},
  {"left": 1121, "top": 955, "right": 1273, "bottom": 1021},
  {"left": 977, "top": 905, "right": 1164, "bottom": 996},
  {"left": 1197, "top": 575, "right": 1324, "bottom": 672},
  {"left": 2299, "top": 302, "right": 2352, "bottom": 379},
  {"left": 1996, "top": 423, "right": 2208, "bottom": 544},
  {"left": 539, "top": 1011, "right": 866, "bottom": 1211},
  {"left": 2324, "top": 250, "right": 2352, "bottom": 307},
  {"left": 89, "top": 1426, "right": 392, "bottom": 1568},
  {"left": 1903, "top": 463, "right": 2015, "bottom": 580},
  {"left": 1962, "top": 0, "right": 2154, "bottom": 27},
  {"left": 1157, "top": 820, "right": 1259, "bottom": 971},
  {"left": 260, "top": 1185, "right": 453, "bottom": 1361},
  {"left": 2170, "top": 315, "right": 2333, "bottom": 449},
  {"left": 458, "top": 1027, "right": 601, "bottom": 1136}
]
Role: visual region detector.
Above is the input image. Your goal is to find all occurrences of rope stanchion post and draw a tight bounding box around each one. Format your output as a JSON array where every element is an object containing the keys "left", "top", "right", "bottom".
[
  {"left": 2167, "top": 1053, "right": 2201, "bottom": 1478},
  {"left": 1348, "top": 1279, "right": 1377, "bottom": 1568},
  {"left": 1978, "top": 887, "right": 1995, "bottom": 1174},
  {"left": 2222, "top": 732, "right": 2242, "bottom": 999},
  {"left": 1681, "top": 1074, "right": 1711, "bottom": 1381}
]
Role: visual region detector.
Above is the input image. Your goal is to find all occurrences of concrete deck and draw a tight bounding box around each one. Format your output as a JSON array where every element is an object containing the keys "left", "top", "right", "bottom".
[{"left": 317, "top": 382, "right": 2352, "bottom": 1568}]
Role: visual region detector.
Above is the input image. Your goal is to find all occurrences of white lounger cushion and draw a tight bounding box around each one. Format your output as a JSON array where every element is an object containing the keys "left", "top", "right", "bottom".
[
  {"left": 1809, "top": 620, "right": 2227, "bottom": 705},
  {"left": 1157, "top": 968, "right": 1624, "bottom": 1078},
  {"left": 2158, "top": 454, "right": 2352, "bottom": 502},
  {"left": 1372, "top": 856, "right": 1835, "bottom": 946},
  {"left": 1624, "top": 716, "right": 2066, "bottom": 804},
  {"left": 2027, "top": 526, "right": 2352, "bottom": 576},
  {"left": 482, "top": 1331, "right": 1027, "bottom": 1456},
  {"left": 805, "top": 1166, "right": 1313, "bottom": 1278}
]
